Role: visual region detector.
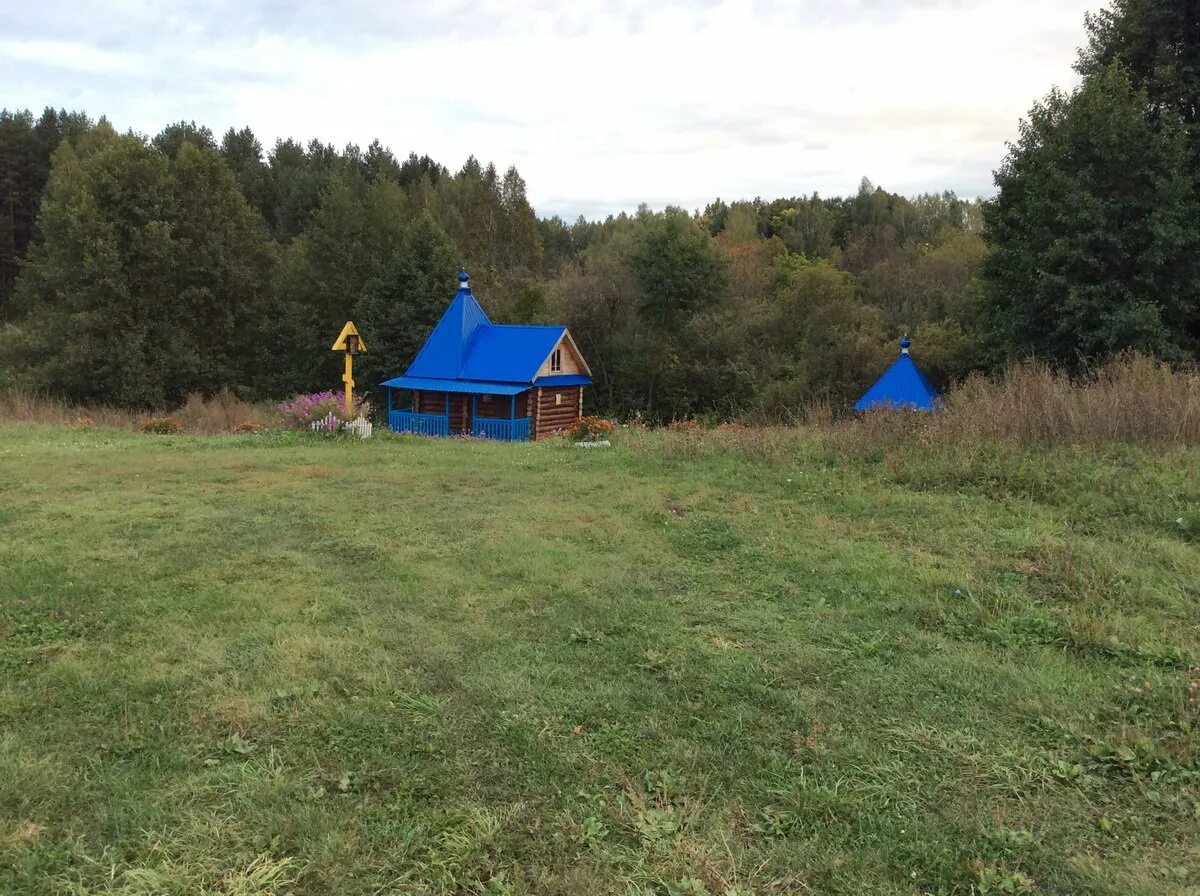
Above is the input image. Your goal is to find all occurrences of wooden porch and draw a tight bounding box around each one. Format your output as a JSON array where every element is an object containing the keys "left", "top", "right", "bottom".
[{"left": 385, "top": 385, "right": 583, "bottom": 442}]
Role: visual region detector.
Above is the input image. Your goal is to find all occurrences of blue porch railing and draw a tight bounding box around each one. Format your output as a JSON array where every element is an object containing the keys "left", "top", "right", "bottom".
[
  {"left": 472, "top": 417, "right": 532, "bottom": 441},
  {"left": 388, "top": 410, "right": 450, "bottom": 436}
]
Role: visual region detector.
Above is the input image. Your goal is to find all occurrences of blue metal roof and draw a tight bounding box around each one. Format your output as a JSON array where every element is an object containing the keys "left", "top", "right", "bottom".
[
  {"left": 379, "top": 376, "right": 528, "bottom": 396},
  {"left": 405, "top": 287, "right": 492, "bottom": 379},
  {"left": 853, "top": 342, "right": 939, "bottom": 411},
  {"left": 397, "top": 272, "right": 589, "bottom": 388},
  {"left": 534, "top": 374, "right": 592, "bottom": 387},
  {"left": 459, "top": 325, "right": 565, "bottom": 383}
]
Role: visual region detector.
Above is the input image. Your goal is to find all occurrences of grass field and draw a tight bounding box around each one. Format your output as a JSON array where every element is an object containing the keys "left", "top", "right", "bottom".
[{"left": 1, "top": 423, "right": 1198, "bottom": 895}]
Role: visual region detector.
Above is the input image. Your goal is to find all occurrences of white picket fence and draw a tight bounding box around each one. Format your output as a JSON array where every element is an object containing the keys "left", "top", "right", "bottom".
[{"left": 309, "top": 412, "right": 373, "bottom": 439}]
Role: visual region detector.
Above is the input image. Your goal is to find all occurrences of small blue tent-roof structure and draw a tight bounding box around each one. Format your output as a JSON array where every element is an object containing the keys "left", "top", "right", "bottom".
[{"left": 853, "top": 338, "right": 939, "bottom": 411}]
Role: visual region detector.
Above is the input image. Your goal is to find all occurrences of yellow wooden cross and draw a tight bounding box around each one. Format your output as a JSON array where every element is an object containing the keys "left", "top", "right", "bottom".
[{"left": 331, "top": 322, "right": 366, "bottom": 416}]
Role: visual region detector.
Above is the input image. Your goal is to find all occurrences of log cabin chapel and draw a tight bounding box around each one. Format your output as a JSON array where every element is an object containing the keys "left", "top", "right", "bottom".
[{"left": 381, "top": 269, "right": 592, "bottom": 441}]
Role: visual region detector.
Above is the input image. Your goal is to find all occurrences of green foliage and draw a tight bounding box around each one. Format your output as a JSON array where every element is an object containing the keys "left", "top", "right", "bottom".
[
  {"left": 986, "top": 0, "right": 1200, "bottom": 368},
  {"left": 754, "top": 255, "right": 890, "bottom": 407},
  {"left": 355, "top": 212, "right": 460, "bottom": 396},
  {"left": 0, "top": 107, "right": 91, "bottom": 315},
  {"left": 1077, "top": 0, "right": 1200, "bottom": 132},
  {"left": 9, "top": 0, "right": 1200, "bottom": 419},
  {"left": 8, "top": 134, "right": 274, "bottom": 407},
  {"left": 259, "top": 173, "right": 409, "bottom": 395},
  {"left": 219, "top": 126, "right": 273, "bottom": 217},
  {"left": 266, "top": 137, "right": 329, "bottom": 240},
  {"left": 629, "top": 208, "right": 727, "bottom": 333},
  {"left": 151, "top": 120, "right": 216, "bottom": 159},
  {"left": 984, "top": 63, "right": 1199, "bottom": 366},
  {"left": 302, "top": 174, "right": 409, "bottom": 329},
  {"left": 0, "top": 91, "right": 1111, "bottom": 421},
  {"left": 1, "top": 100, "right": 999, "bottom": 419}
]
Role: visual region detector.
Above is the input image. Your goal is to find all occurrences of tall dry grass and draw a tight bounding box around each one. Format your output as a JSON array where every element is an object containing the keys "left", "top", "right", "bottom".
[
  {"left": 0, "top": 388, "right": 279, "bottom": 434},
  {"left": 0, "top": 389, "right": 137, "bottom": 428},
  {"left": 1, "top": 354, "right": 1195, "bottom": 448},
  {"left": 622, "top": 354, "right": 1199, "bottom": 467},
  {"left": 173, "top": 391, "right": 281, "bottom": 433},
  {"left": 832, "top": 353, "right": 1200, "bottom": 454}
]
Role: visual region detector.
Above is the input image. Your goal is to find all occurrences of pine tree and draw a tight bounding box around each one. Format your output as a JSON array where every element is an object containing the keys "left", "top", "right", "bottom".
[
  {"left": 355, "top": 212, "right": 460, "bottom": 396},
  {"left": 219, "top": 127, "right": 273, "bottom": 220},
  {"left": 499, "top": 166, "right": 542, "bottom": 273},
  {"left": 152, "top": 121, "right": 216, "bottom": 159},
  {"left": 267, "top": 138, "right": 327, "bottom": 240},
  {"left": 364, "top": 139, "right": 401, "bottom": 183},
  {"left": 0, "top": 107, "right": 92, "bottom": 316},
  {"left": 11, "top": 133, "right": 274, "bottom": 405}
]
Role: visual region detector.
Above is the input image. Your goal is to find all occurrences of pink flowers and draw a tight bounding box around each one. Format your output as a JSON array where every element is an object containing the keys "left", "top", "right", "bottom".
[{"left": 277, "top": 391, "right": 371, "bottom": 429}]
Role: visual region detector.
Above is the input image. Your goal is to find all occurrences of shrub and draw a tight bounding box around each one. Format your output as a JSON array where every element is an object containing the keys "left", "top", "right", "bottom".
[
  {"left": 139, "top": 417, "right": 183, "bottom": 435},
  {"left": 568, "top": 416, "right": 615, "bottom": 442},
  {"left": 277, "top": 391, "right": 371, "bottom": 430},
  {"left": 175, "top": 390, "right": 279, "bottom": 434},
  {"left": 666, "top": 419, "right": 701, "bottom": 431},
  {"left": 233, "top": 420, "right": 266, "bottom": 434}
]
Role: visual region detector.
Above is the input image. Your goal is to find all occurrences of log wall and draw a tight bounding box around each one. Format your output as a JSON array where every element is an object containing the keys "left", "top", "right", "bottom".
[
  {"left": 534, "top": 386, "right": 584, "bottom": 439},
  {"left": 473, "top": 393, "right": 525, "bottom": 419},
  {"left": 449, "top": 394, "right": 471, "bottom": 433}
]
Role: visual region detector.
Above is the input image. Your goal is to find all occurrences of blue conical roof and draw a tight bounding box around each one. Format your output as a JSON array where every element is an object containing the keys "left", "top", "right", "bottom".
[
  {"left": 404, "top": 273, "right": 491, "bottom": 379},
  {"left": 853, "top": 339, "right": 939, "bottom": 411}
]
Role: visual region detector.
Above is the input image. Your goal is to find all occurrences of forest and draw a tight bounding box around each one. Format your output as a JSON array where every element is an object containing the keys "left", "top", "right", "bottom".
[{"left": 0, "top": 0, "right": 1196, "bottom": 420}]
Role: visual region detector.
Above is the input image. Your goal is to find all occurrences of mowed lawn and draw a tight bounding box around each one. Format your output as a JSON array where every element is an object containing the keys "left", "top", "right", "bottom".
[{"left": 1, "top": 424, "right": 1198, "bottom": 895}]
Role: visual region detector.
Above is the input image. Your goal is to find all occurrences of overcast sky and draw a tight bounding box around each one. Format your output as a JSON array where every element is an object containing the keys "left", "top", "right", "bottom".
[{"left": 1, "top": 0, "right": 1096, "bottom": 219}]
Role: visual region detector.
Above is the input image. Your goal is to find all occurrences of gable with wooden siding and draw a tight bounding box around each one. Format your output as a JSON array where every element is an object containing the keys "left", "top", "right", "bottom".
[{"left": 534, "top": 332, "right": 589, "bottom": 379}]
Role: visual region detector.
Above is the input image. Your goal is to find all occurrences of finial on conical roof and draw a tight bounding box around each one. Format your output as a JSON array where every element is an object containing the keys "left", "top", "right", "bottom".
[
  {"left": 900, "top": 336, "right": 911, "bottom": 354},
  {"left": 458, "top": 268, "right": 470, "bottom": 287}
]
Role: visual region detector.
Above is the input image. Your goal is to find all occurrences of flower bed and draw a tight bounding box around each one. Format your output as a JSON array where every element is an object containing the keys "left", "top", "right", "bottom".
[
  {"left": 568, "top": 416, "right": 615, "bottom": 443},
  {"left": 278, "top": 391, "right": 371, "bottom": 431}
]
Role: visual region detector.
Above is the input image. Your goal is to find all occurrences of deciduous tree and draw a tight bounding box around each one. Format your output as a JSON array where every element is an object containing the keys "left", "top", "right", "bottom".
[{"left": 983, "top": 64, "right": 1198, "bottom": 365}]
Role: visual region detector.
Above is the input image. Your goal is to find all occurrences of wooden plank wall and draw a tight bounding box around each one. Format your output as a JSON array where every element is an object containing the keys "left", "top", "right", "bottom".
[
  {"left": 473, "top": 394, "right": 521, "bottom": 419},
  {"left": 534, "top": 386, "right": 584, "bottom": 439},
  {"left": 534, "top": 335, "right": 586, "bottom": 378}
]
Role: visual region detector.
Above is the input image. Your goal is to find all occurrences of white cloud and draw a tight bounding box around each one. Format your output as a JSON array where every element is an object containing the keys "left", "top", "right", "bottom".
[
  {"left": 0, "top": 39, "right": 147, "bottom": 77},
  {"left": 0, "top": 0, "right": 1094, "bottom": 218}
]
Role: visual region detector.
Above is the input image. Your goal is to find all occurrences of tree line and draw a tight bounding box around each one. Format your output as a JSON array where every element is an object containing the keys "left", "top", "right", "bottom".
[{"left": 1, "top": 0, "right": 1196, "bottom": 418}]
